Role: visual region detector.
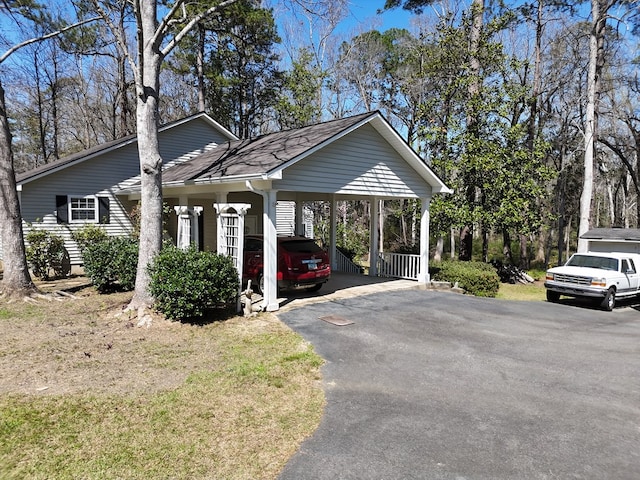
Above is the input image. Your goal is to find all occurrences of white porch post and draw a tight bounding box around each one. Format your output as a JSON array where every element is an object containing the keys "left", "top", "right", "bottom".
[
  {"left": 214, "top": 203, "right": 251, "bottom": 312},
  {"left": 418, "top": 196, "right": 432, "bottom": 284},
  {"left": 263, "top": 189, "right": 279, "bottom": 312},
  {"left": 174, "top": 206, "right": 203, "bottom": 250},
  {"left": 370, "top": 197, "right": 379, "bottom": 277},
  {"left": 330, "top": 194, "right": 337, "bottom": 270}
]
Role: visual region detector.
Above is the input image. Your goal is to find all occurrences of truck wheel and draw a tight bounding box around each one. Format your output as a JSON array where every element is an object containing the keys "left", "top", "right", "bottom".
[
  {"left": 546, "top": 290, "right": 560, "bottom": 303},
  {"left": 600, "top": 287, "right": 616, "bottom": 311}
]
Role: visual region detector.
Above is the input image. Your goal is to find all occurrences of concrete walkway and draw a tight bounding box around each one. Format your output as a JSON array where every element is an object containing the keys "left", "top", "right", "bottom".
[{"left": 276, "top": 272, "right": 421, "bottom": 312}]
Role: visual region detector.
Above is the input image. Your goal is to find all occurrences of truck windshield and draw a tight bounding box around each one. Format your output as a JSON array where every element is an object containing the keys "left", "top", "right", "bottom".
[{"left": 566, "top": 255, "right": 619, "bottom": 271}]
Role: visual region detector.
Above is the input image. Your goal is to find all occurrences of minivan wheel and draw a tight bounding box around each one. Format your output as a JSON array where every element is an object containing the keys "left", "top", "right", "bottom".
[
  {"left": 306, "top": 283, "right": 323, "bottom": 292},
  {"left": 600, "top": 287, "right": 615, "bottom": 311},
  {"left": 256, "top": 274, "right": 264, "bottom": 295}
]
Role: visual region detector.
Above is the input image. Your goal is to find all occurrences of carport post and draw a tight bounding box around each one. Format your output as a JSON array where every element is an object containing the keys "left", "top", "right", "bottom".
[
  {"left": 330, "top": 195, "right": 337, "bottom": 270},
  {"left": 418, "top": 196, "right": 431, "bottom": 284},
  {"left": 262, "top": 189, "right": 279, "bottom": 311},
  {"left": 369, "top": 197, "right": 379, "bottom": 277}
]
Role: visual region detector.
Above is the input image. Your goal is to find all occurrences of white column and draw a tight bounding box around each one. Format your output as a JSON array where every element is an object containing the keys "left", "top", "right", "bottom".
[
  {"left": 192, "top": 206, "right": 203, "bottom": 250},
  {"left": 330, "top": 194, "right": 337, "bottom": 270},
  {"left": 174, "top": 206, "right": 204, "bottom": 250},
  {"left": 174, "top": 206, "right": 191, "bottom": 250},
  {"left": 370, "top": 197, "right": 379, "bottom": 277},
  {"left": 214, "top": 203, "right": 251, "bottom": 312},
  {"left": 418, "top": 196, "right": 431, "bottom": 284},
  {"left": 263, "top": 189, "right": 279, "bottom": 311}
]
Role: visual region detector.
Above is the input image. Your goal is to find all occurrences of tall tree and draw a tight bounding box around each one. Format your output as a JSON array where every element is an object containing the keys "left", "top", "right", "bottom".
[
  {"left": 577, "top": 0, "right": 611, "bottom": 251},
  {"left": 276, "top": 47, "right": 323, "bottom": 128},
  {"left": 0, "top": 2, "right": 99, "bottom": 298},
  {"left": 386, "top": 0, "right": 489, "bottom": 261},
  {"left": 205, "top": 1, "right": 282, "bottom": 138},
  {"left": 90, "top": 0, "right": 241, "bottom": 313}
]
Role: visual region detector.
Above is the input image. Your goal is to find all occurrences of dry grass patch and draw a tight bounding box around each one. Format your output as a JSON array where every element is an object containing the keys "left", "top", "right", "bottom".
[{"left": 0, "top": 286, "right": 324, "bottom": 479}]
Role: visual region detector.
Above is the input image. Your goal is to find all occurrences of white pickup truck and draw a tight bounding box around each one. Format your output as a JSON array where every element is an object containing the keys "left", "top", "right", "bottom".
[{"left": 544, "top": 251, "right": 640, "bottom": 310}]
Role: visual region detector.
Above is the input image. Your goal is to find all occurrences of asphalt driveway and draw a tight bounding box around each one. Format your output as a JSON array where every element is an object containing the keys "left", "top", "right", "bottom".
[{"left": 277, "top": 289, "right": 640, "bottom": 480}]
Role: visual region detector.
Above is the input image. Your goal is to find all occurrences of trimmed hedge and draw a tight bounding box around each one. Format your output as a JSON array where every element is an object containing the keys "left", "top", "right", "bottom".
[
  {"left": 432, "top": 261, "right": 500, "bottom": 297},
  {"left": 71, "top": 224, "right": 108, "bottom": 257},
  {"left": 148, "top": 247, "right": 239, "bottom": 321},
  {"left": 25, "top": 228, "right": 69, "bottom": 280},
  {"left": 83, "top": 237, "right": 138, "bottom": 293}
]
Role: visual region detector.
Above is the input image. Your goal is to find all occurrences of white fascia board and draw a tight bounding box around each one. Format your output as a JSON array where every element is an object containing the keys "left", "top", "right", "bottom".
[
  {"left": 116, "top": 173, "right": 276, "bottom": 195},
  {"left": 181, "top": 112, "right": 238, "bottom": 141}
]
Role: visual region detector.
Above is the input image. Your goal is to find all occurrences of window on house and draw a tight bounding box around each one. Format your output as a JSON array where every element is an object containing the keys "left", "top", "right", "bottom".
[
  {"left": 56, "top": 195, "right": 110, "bottom": 224},
  {"left": 70, "top": 196, "right": 97, "bottom": 222}
]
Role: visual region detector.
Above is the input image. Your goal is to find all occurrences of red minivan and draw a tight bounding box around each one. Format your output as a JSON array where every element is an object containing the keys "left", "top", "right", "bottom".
[{"left": 243, "top": 235, "right": 331, "bottom": 294}]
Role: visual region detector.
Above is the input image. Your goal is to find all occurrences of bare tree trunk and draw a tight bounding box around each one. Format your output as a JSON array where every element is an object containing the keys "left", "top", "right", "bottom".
[
  {"left": 578, "top": 0, "right": 606, "bottom": 252},
  {"left": 129, "top": 0, "right": 165, "bottom": 310},
  {"left": 519, "top": 234, "right": 529, "bottom": 269},
  {"left": 460, "top": 225, "right": 473, "bottom": 261},
  {"left": 459, "top": 0, "right": 484, "bottom": 261},
  {"left": 0, "top": 81, "right": 38, "bottom": 297},
  {"left": 434, "top": 236, "right": 443, "bottom": 262},
  {"left": 503, "top": 229, "right": 513, "bottom": 264},
  {"left": 450, "top": 228, "right": 456, "bottom": 260},
  {"left": 197, "top": 23, "right": 206, "bottom": 112},
  {"left": 535, "top": 226, "right": 547, "bottom": 264},
  {"left": 481, "top": 226, "right": 489, "bottom": 263}
]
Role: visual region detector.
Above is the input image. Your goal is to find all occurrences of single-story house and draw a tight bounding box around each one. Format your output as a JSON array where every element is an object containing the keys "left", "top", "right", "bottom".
[
  {"left": 4, "top": 110, "right": 450, "bottom": 311},
  {"left": 581, "top": 228, "right": 640, "bottom": 254}
]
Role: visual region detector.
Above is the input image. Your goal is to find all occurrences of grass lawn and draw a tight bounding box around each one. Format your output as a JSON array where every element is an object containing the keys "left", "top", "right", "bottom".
[
  {"left": 0, "top": 271, "right": 551, "bottom": 479},
  {"left": 496, "top": 280, "right": 547, "bottom": 302},
  {"left": 0, "top": 285, "right": 324, "bottom": 480}
]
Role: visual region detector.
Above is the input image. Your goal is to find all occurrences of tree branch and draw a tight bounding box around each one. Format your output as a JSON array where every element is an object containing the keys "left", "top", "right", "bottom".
[
  {"left": 0, "top": 16, "right": 101, "bottom": 64},
  {"left": 159, "top": 0, "right": 242, "bottom": 57}
]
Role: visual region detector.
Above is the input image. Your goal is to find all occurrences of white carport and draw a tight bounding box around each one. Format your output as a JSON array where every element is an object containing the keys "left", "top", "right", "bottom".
[{"left": 120, "top": 111, "right": 450, "bottom": 312}]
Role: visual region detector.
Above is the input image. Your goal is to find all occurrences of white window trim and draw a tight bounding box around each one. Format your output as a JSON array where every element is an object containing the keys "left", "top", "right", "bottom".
[{"left": 68, "top": 194, "right": 99, "bottom": 223}]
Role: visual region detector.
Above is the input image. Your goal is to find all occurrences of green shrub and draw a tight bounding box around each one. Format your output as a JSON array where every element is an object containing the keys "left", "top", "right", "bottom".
[
  {"left": 432, "top": 261, "right": 500, "bottom": 297},
  {"left": 149, "top": 247, "right": 239, "bottom": 321},
  {"left": 25, "top": 228, "right": 69, "bottom": 280},
  {"left": 83, "top": 237, "right": 138, "bottom": 293},
  {"left": 71, "top": 224, "right": 108, "bottom": 256}
]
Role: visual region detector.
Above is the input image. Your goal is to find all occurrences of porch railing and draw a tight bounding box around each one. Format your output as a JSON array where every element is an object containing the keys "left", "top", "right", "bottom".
[
  {"left": 377, "top": 252, "right": 420, "bottom": 280},
  {"left": 334, "top": 249, "right": 364, "bottom": 274}
]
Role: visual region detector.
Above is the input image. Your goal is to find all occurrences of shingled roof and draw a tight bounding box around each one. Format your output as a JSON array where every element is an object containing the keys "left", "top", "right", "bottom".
[
  {"left": 581, "top": 228, "right": 640, "bottom": 241},
  {"left": 162, "top": 112, "right": 377, "bottom": 183},
  {"left": 15, "top": 112, "right": 236, "bottom": 185}
]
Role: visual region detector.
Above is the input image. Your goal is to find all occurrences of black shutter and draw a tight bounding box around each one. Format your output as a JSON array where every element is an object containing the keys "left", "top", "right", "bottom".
[
  {"left": 56, "top": 195, "right": 68, "bottom": 224},
  {"left": 198, "top": 213, "right": 204, "bottom": 251},
  {"left": 98, "top": 196, "right": 110, "bottom": 224}
]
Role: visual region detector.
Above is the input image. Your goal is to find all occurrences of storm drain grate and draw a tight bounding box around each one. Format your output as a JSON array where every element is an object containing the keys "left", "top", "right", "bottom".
[{"left": 319, "top": 315, "right": 354, "bottom": 326}]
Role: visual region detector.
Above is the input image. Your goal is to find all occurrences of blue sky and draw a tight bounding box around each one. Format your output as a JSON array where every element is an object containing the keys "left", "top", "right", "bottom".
[{"left": 345, "top": 1, "right": 415, "bottom": 32}]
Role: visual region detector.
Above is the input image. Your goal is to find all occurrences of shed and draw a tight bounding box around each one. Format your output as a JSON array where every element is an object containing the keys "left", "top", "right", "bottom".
[{"left": 581, "top": 228, "right": 640, "bottom": 254}]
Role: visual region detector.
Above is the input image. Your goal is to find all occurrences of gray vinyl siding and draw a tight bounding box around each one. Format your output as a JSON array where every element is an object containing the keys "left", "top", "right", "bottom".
[
  {"left": 273, "top": 124, "right": 432, "bottom": 198},
  {"left": 277, "top": 201, "right": 295, "bottom": 236},
  {"left": 588, "top": 241, "right": 640, "bottom": 254},
  {"left": 5, "top": 118, "right": 226, "bottom": 266}
]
